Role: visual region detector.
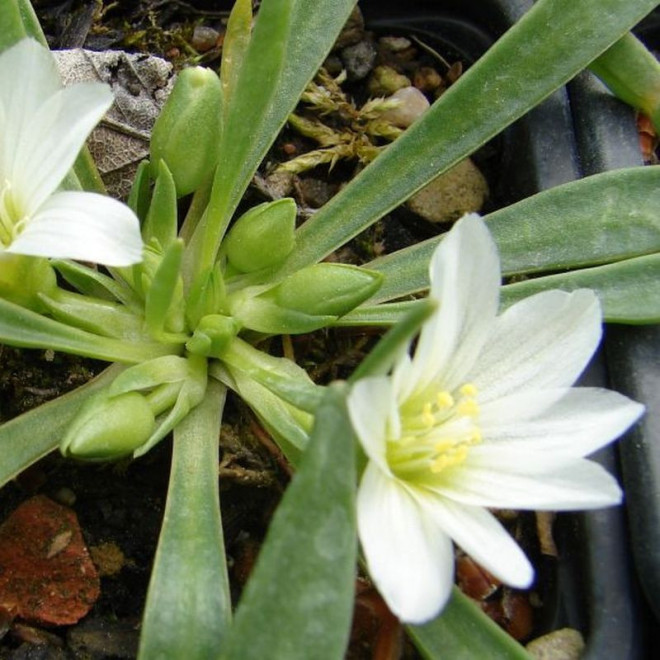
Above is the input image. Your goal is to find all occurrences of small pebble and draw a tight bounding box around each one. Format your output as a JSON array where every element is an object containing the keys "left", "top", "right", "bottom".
[
  {"left": 380, "top": 86, "right": 430, "bottom": 128},
  {"left": 526, "top": 628, "right": 586, "bottom": 660},
  {"left": 192, "top": 25, "right": 220, "bottom": 53},
  {"left": 413, "top": 66, "right": 443, "bottom": 93},
  {"left": 407, "top": 158, "right": 489, "bottom": 224},
  {"left": 367, "top": 65, "right": 411, "bottom": 96},
  {"left": 52, "top": 487, "right": 76, "bottom": 507},
  {"left": 378, "top": 36, "right": 412, "bottom": 52},
  {"left": 341, "top": 40, "right": 377, "bottom": 81}
]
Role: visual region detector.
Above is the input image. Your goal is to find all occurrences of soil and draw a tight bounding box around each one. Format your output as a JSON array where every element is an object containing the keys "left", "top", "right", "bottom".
[{"left": 1, "top": 2, "right": 555, "bottom": 658}]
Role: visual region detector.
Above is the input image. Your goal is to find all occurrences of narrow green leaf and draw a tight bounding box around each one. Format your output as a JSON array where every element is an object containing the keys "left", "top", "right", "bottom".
[
  {"left": 271, "top": 0, "right": 658, "bottom": 277},
  {"left": 0, "top": 297, "right": 178, "bottom": 363},
  {"left": 128, "top": 160, "right": 153, "bottom": 223},
  {"left": 143, "top": 161, "right": 178, "bottom": 249},
  {"left": 0, "top": 0, "right": 40, "bottom": 50},
  {"left": 220, "top": 338, "right": 323, "bottom": 413},
  {"left": 144, "top": 239, "right": 185, "bottom": 340},
  {"left": 408, "top": 588, "right": 533, "bottom": 660},
  {"left": 501, "top": 253, "right": 660, "bottom": 324},
  {"left": 221, "top": 0, "right": 253, "bottom": 116},
  {"left": 52, "top": 259, "right": 143, "bottom": 309},
  {"left": 0, "top": 364, "right": 125, "bottom": 489},
  {"left": 39, "top": 289, "right": 146, "bottom": 341},
  {"left": 365, "top": 167, "right": 660, "bottom": 304},
  {"left": 139, "top": 379, "right": 231, "bottom": 659},
  {"left": 186, "top": 0, "right": 358, "bottom": 277},
  {"left": 338, "top": 300, "right": 425, "bottom": 327},
  {"left": 223, "top": 383, "right": 357, "bottom": 660},
  {"left": 589, "top": 32, "right": 660, "bottom": 130},
  {"left": 212, "top": 362, "right": 308, "bottom": 465}
]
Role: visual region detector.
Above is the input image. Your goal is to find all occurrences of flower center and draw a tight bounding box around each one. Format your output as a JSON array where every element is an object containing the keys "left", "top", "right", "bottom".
[
  {"left": 0, "top": 179, "right": 22, "bottom": 248},
  {"left": 387, "top": 383, "right": 482, "bottom": 481}
]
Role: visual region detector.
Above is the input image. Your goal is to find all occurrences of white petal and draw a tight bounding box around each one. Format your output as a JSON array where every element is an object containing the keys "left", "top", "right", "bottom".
[
  {"left": 400, "top": 214, "right": 500, "bottom": 399},
  {"left": 12, "top": 83, "right": 113, "bottom": 213},
  {"left": 417, "top": 493, "right": 533, "bottom": 588},
  {"left": 436, "top": 458, "right": 622, "bottom": 510},
  {"left": 0, "top": 40, "right": 61, "bottom": 174},
  {"left": 348, "top": 378, "right": 394, "bottom": 473},
  {"left": 9, "top": 191, "right": 143, "bottom": 265},
  {"left": 358, "top": 464, "right": 454, "bottom": 624},
  {"left": 477, "top": 388, "right": 644, "bottom": 463},
  {"left": 471, "top": 289, "right": 602, "bottom": 403},
  {"left": 479, "top": 388, "right": 574, "bottom": 426}
]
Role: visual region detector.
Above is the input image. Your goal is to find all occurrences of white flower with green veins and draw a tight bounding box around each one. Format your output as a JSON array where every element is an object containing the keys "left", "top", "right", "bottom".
[
  {"left": 348, "top": 213, "right": 644, "bottom": 624},
  {"left": 0, "top": 39, "right": 142, "bottom": 265}
]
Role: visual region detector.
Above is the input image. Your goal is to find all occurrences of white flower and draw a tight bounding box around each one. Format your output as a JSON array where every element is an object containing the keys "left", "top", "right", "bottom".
[
  {"left": 347, "top": 213, "right": 644, "bottom": 625},
  {"left": 0, "top": 39, "right": 142, "bottom": 265}
]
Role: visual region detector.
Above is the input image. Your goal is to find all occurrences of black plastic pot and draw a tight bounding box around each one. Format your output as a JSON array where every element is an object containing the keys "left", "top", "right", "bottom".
[
  {"left": 360, "top": 0, "right": 652, "bottom": 656},
  {"left": 571, "top": 13, "right": 660, "bottom": 631}
]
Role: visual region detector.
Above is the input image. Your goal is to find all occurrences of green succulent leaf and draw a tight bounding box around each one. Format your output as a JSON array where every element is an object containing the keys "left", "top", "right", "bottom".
[
  {"left": 501, "top": 253, "right": 660, "bottom": 324},
  {"left": 138, "top": 379, "right": 231, "bottom": 659},
  {"left": 363, "top": 167, "right": 660, "bottom": 313},
  {"left": 0, "top": 297, "right": 177, "bottom": 363},
  {"left": 223, "top": 383, "right": 357, "bottom": 660},
  {"left": 408, "top": 588, "right": 533, "bottom": 660}
]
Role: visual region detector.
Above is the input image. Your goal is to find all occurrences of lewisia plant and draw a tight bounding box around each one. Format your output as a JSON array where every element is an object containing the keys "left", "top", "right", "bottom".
[
  {"left": 347, "top": 214, "right": 644, "bottom": 624},
  {"left": 0, "top": 39, "right": 142, "bottom": 265}
]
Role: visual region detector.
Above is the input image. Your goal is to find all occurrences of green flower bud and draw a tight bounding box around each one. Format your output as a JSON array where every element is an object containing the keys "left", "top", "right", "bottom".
[
  {"left": 228, "top": 264, "right": 382, "bottom": 334},
  {"left": 224, "top": 199, "right": 296, "bottom": 273},
  {"left": 150, "top": 67, "right": 223, "bottom": 196},
  {"left": 60, "top": 391, "right": 155, "bottom": 461},
  {"left": 186, "top": 314, "right": 240, "bottom": 358},
  {"left": 0, "top": 254, "right": 57, "bottom": 312},
  {"left": 273, "top": 263, "right": 382, "bottom": 316}
]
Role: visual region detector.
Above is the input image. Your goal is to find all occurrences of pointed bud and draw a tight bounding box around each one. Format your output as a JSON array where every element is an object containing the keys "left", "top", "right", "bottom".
[
  {"left": 228, "top": 264, "right": 382, "bottom": 334},
  {"left": 224, "top": 199, "right": 296, "bottom": 273},
  {"left": 150, "top": 67, "right": 223, "bottom": 196},
  {"left": 274, "top": 263, "right": 382, "bottom": 316},
  {"left": 186, "top": 314, "right": 240, "bottom": 358},
  {"left": 60, "top": 391, "right": 155, "bottom": 461}
]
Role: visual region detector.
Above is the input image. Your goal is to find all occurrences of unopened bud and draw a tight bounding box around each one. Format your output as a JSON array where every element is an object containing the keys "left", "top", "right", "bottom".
[
  {"left": 150, "top": 67, "right": 223, "bottom": 196},
  {"left": 273, "top": 263, "right": 382, "bottom": 316},
  {"left": 224, "top": 199, "right": 296, "bottom": 273},
  {"left": 228, "top": 263, "right": 382, "bottom": 334},
  {"left": 186, "top": 314, "right": 240, "bottom": 358},
  {"left": 60, "top": 391, "right": 155, "bottom": 461}
]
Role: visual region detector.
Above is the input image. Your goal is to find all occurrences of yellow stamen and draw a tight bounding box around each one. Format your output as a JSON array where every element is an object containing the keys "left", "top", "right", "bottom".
[
  {"left": 457, "top": 398, "right": 479, "bottom": 418},
  {"left": 422, "top": 402, "right": 435, "bottom": 427},
  {"left": 430, "top": 446, "right": 468, "bottom": 473},
  {"left": 459, "top": 383, "right": 478, "bottom": 397},
  {"left": 436, "top": 391, "right": 455, "bottom": 409}
]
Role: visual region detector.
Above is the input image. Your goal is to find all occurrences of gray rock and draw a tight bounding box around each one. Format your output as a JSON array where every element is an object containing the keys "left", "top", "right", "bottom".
[{"left": 341, "top": 40, "right": 377, "bottom": 81}]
